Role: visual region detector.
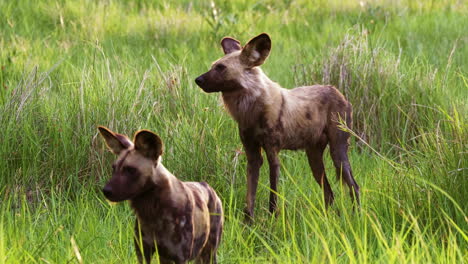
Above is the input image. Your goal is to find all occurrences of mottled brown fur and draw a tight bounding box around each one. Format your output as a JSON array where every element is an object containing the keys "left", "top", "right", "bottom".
[
  {"left": 195, "top": 33, "right": 360, "bottom": 220},
  {"left": 98, "top": 127, "right": 223, "bottom": 263}
]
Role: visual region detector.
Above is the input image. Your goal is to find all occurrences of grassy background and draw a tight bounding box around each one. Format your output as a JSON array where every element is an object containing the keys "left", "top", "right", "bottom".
[{"left": 0, "top": 0, "right": 466, "bottom": 263}]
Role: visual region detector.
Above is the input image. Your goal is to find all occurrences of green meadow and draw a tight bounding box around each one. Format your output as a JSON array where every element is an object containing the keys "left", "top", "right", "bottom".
[{"left": 0, "top": 0, "right": 466, "bottom": 263}]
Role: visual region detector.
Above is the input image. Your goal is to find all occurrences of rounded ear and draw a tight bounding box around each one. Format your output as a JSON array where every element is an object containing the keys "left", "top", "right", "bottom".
[
  {"left": 98, "top": 126, "right": 132, "bottom": 155},
  {"left": 134, "top": 130, "right": 163, "bottom": 161},
  {"left": 240, "top": 33, "right": 271, "bottom": 67},
  {"left": 221, "top": 37, "right": 241, "bottom": 54}
]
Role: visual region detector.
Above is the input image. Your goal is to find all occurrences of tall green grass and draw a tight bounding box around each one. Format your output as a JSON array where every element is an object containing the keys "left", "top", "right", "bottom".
[{"left": 1, "top": 0, "right": 466, "bottom": 263}]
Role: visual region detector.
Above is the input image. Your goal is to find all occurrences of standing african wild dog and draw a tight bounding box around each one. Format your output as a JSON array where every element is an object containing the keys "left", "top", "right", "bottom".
[
  {"left": 98, "top": 127, "right": 223, "bottom": 264},
  {"left": 195, "top": 33, "right": 360, "bottom": 220}
]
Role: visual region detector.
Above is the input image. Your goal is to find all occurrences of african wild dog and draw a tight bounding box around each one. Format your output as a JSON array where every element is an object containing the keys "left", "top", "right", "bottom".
[
  {"left": 98, "top": 127, "right": 223, "bottom": 264},
  {"left": 195, "top": 33, "right": 360, "bottom": 220}
]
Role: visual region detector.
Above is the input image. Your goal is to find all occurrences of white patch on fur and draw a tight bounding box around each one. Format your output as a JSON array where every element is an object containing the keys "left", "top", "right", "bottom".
[
  {"left": 151, "top": 156, "right": 168, "bottom": 184},
  {"left": 249, "top": 50, "right": 260, "bottom": 62}
]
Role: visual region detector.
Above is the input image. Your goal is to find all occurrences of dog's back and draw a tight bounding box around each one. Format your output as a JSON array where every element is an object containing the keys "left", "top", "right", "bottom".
[
  {"left": 184, "top": 182, "right": 224, "bottom": 262},
  {"left": 248, "top": 84, "right": 352, "bottom": 151}
]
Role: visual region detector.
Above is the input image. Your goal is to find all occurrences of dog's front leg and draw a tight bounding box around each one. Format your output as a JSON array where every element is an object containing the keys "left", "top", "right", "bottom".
[
  {"left": 265, "top": 147, "right": 280, "bottom": 214},
  {"left": 241, "top": 135, "right": 263, "bottom": 222},
  {"left": 244, "top": 145, "right": 263, "bottom": 221},
  {"left": 134, "top": 221, "right": 155, "bottom": 264}
]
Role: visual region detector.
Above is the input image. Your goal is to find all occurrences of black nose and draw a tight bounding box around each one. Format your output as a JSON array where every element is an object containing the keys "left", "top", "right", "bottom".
[
  {"left": 195, "top": 76, "right": 204, "bottom": 86},
  {"left": 102, "top": 185, "right": 113, "bottom": 198}
]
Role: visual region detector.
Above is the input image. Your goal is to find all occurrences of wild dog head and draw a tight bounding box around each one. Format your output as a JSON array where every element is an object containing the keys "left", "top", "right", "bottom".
[
  {"left": 195, "top": 33, "right": 272, "bottom": 93},
  {"left": 98, "top": 126, "right": 163, "bottom": 202}
]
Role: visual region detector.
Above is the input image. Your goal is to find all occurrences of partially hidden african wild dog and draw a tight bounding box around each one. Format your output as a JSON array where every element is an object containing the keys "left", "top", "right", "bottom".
[
  {"left": 195, "top": 33, "right": 360, "bottom": 220},
  {"left": 98, "top": 127, "right": 223, "bottom": 264}
]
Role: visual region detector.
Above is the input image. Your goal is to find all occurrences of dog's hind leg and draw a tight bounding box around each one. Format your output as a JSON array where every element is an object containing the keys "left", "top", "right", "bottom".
[
  {"left": 306, "top": 135, "right": 335, "bottom": 208},
  {"left": 327, "top": 122, "right": 360, "bottom": 207}
]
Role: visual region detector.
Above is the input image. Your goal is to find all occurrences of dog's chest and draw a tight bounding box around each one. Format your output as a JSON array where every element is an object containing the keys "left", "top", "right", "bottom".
[
  {"left": 253, "top": 124, "right": 281, "bottom": 146},
  {"left": 138, "top": 206, "right": 195, "bottom": 260}
]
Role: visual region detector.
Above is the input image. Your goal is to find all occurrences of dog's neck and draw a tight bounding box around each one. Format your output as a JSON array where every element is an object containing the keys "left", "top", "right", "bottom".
[
  {"left": 222, "top": 68, "right": 284, "bottom": 129},
  {"left": 130, "top": 163, "right": 186, "bottom": 221}
]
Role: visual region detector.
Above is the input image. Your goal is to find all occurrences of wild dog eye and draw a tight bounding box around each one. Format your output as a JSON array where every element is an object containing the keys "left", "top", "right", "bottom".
[
  {"left": 111, "top": 164, "right": 116, "bottom": 171},
  {"left": 215, "top": 64, "right": 226, "bottom": 71},
  {"left": 122, "top": 166, "right": 138, "bottom": 176}
]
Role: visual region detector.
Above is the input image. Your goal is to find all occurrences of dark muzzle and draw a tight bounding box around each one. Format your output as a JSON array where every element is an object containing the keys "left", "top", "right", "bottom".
[
  {"left": 195, "top": 75, "right": 205, "bottom": 86},
  {"left": 102, "top": 185, "right": 113, "bottom": 200}
]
